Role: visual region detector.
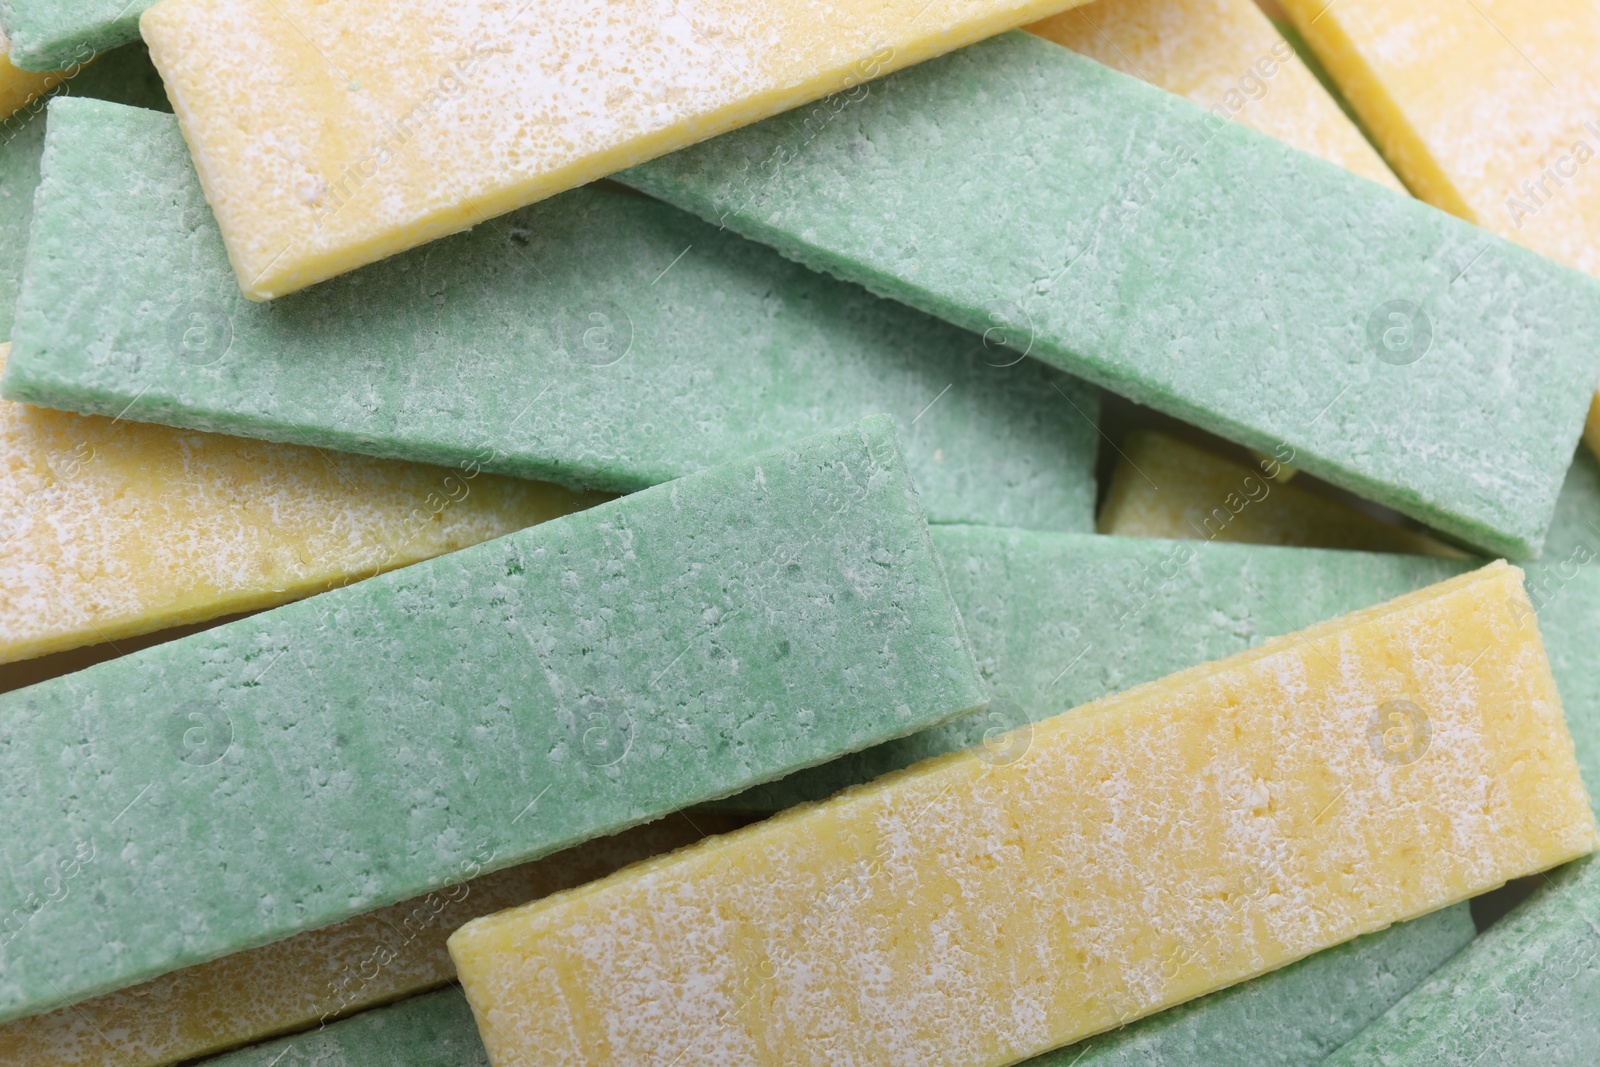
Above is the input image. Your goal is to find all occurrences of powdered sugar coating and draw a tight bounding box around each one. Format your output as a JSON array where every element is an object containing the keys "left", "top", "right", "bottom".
[{"left": 451, "top": 563, "right": 1597, "bottom": 1067}]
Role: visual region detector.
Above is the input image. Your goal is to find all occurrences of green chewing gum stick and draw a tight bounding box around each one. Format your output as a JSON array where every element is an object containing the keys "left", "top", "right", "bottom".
[
  {"left": 0, "top": 418, "right": 988, "bottom": 1023},
  {"left": 0, "top": 43, "right": 166, "bottom": 339},
  {"left": 0, "top": 97, "right": 1098, "bottom": 534},
  {"left": 620, "top": 30, "right": 1600, "bottom": 558}
]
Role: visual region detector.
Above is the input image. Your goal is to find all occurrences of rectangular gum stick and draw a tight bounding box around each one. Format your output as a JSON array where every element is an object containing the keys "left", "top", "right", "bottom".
[
  {"left": 1276, "top": 0, "right": 1600, "bottom": 258},
  {"left": 0, "top": 344, "right": 597, "bottom": 664},
  {"left": 725, "top": 380, "right": 1600, "bottom": 823},
  {"left": 618, "top": 30, "right": 1600, "bottom": 558},
  {"left": 0, "top": 417, "right": 988, "bottom": 1024},
  {"left": 449, "top": 562, "right": 1597, "bottom": 1067},
  {"left": 0, "top": 98, "right": 1099, "bottom": 535},
  {"left": 0, "top": 44, "right": 170, "bottom": 340},
  {"left": 1028, "top": 0, "right": 1402, "bottom": 190},
  {"left": 732, "top": 450, "right": 1595, "bottom": 818},
  {"left": 0, "top": 815, "right": 730, "bottom": 1067},
  {"left": 1276, "top": 0, "right": 1600, "bottom": 450},
  {"left": 137, "top": 0, "right": 1093, "bottom": 299}
]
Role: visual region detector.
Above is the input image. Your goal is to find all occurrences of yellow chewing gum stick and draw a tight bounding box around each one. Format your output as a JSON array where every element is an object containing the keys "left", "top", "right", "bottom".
[
  {"left": 1276, "top": 0, "right": 1600, "bottom": 242},
  {"left": 0, "top": 816, "right": 729, "bottom": 1067},
  {"left": 1098, "top": 428, "right": 1463, "bottom": 557},
  {"left": 0, "top": 345, "right": 596, "bottom": 664},
  {"left": 450, "top": 562, "right": 1597, "bottom": 1067},
  {"left": 1029, "top": 0, "right": 1402, "bottom": 190},
  {"left": 139, "top": 0, "right": 1093, "bottom": 300}
]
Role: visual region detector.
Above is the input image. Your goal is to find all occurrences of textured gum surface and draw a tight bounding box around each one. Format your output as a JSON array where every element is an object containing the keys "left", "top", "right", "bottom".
[
  {"left": 1034, "top": 903, "right": 1474, "bottom": 1066},
  {"left": 1, "top": 98, "right": 1098, "bottom": 533},
  {"left": 1326, "top": 499, "right": 1600, "bottom": 1067},
  {"left": 719, "top": 531, "right": 1510, "bottom": 1063},
  {"left": 0, "top": 348, "right": 595, "bottom": 665},
  {"left": 0, "top": 417, "right": 987, "bottom": 1024},
  {"left": 1097, "top": 429, "right": 1460, "bottom": 556},
  {"left": 198, "top": 988, "right": 490, "bottom": 1067},
  {"left": 1327, "top": 590, "right": 1600, "bottom": 1064},
  {"left": 139, "top": 0, "right": 1091, "bottom": 298},
  {"left": 1324, "top": 854, "right": 1600, "bottom": 1067},
  {"left": 1277, "top": 0, "right": 1600, "bottom": 445},
  {"left": 724, "top": 527, "right": 1467, "bottom": 812},
  {"left": 449, "top": 562, "right": 1596, "bottom": 1067},
  {"left": 178, "top": 535, "right": 1490, "bottom": 1067},
  {"left": 0, "top": 0, "right": 138, "bottom": 72},
  {"left": 0, "top": 816, "right": 720, "bottom": 1067},
  {"left": 0, "top": 43, "right": 167, "bottom": 340},
  {"left": 620, "top": 31, "right": 1600, "bottom": 558},
  {"left": 177, "top": 906, "right": 1477, "bottom": 1067},
  {"left": 1277, "top": 0, "right": 1600, "bottom": 264},
  {"left": 1029, "top": 0, "right": 1400, "bottom": 189}
]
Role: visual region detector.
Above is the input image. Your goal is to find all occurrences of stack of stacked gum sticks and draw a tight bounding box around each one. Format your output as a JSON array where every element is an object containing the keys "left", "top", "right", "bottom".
[{"left": 0, "top": 0, "right": 1597, "bottom": 1064}]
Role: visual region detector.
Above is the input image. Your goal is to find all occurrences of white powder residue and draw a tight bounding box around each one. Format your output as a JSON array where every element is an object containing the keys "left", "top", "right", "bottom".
[{"left": 450, "top": 565, "right": 1596, "bottom": 1067}]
